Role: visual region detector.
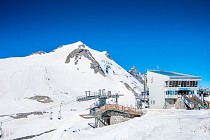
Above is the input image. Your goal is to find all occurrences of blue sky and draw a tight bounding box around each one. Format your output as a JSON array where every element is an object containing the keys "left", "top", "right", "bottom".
[{"left": 0, "top": 0, "right": 210, "bottom": 87}]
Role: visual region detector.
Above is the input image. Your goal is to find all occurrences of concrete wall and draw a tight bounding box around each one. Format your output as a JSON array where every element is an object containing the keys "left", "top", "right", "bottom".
[
  {"left": 96, "top": 116, "right": 131, "bottom": 128},
  {"left": 110, "top": 116, "right": 130, "bottom": 125},
  {"left": 147, "top": 71, "right": 169, "bottom": 109},
  {"left": 165, "top": 99, "right": 176, "bottom": 109}
]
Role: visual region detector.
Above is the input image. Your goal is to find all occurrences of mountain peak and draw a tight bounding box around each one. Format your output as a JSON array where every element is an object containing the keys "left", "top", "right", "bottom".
[
  {"left": 64, "top": 43, "right": 106, "bottom": 77},
  {"left": 76, "top": 40, "right": 84, "bottom": 44},
  {"left": 71, "top": 41, "right": 86, "bottom": 48},
  {"left": 130, "top": 66, "right": 137, "bottom": 72},
  {"left": 129, "top": 66, "right": 144, "bottom": 84},
  {"left": 54, "top": 41, "right": 86, "bottom": 51}
]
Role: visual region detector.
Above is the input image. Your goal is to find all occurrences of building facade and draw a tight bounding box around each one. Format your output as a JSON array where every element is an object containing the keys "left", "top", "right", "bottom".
[{"left": 147, "top": 70, "right": 201, "bottom": 109}]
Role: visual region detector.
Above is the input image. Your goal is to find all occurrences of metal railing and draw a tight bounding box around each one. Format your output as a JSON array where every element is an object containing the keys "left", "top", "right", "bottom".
[{"left": 165, "top": 94, "right": 178, "bottom": 99}]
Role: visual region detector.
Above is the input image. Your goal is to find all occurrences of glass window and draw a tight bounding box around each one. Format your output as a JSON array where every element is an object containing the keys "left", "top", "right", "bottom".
[
  {"left": 181, "top": 81, "right": 184, "bottom": 87},
  {"left": 178, "top": 81, "right": 181, "bottom": 87},
  {"left": 169, "top": 81, "right": 172, "bottom": 87},
  {"left": 192, "top": 81, "right": 195, "bottom": 87},
  {"left": 172, "top": 81, "right": 175, "bottom": 87},
  {"left": 165, "top": 81, "right": 168, "bottom": 87},
  {"left": 184, "top": 81, "right": 187, "bottom": 87},
  {"left": 195, "top": 81, "right": 198, "bottom": 87},
  {"left": 175, "top": 81, "right": 178, "bottom": 87},
  {"left": 190, "top": 81, "right": 193, "bottom": 87},
  {"left": 186, "top": 81, "right": 190, "bottom": 87}
]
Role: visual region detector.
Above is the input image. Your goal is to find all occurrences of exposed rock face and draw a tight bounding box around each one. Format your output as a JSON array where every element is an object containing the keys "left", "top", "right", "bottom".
[
  {"left": 123, "top": 82, "right": 138, "bottom": 95},
  {"left": 65, "top": 45, "right": 105, "bottom": 77},
  {"left": 129, "top": 66, "right": 144, "bottom": 84},
  {"left": 28, "top": 95, "right": 53, "bottom": 103},
  {"left": 57, "top": 45, "right": 64, "bottom": 49},
  {"left": 31, "top": 51, "right": 46, "bottom": 55},
  {"left": 105, "top": 51, "right": 112, "bottom": 60},
  {"left": 11, "top": 111, "right": 44, "bottom": 119}
]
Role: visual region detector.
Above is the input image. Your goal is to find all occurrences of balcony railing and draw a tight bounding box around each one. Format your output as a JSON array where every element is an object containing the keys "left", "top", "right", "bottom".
[{"left": 165, "top": 94, "right": 179, "bottom": 99}]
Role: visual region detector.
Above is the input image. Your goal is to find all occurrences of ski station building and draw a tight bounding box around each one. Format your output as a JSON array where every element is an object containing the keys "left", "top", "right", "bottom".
[{"left": 147, "top": 70, "right": 202, "bottom": 109}]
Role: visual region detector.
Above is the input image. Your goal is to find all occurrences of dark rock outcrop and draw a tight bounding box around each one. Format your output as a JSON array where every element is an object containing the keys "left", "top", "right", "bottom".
[
  {"left": 31, "top": 51, "right": 46, "bottom": 55},
  {"left": 123, "top": 82, "right": 138, "bottom": 95},
  {"left": 11, "top": 111, "right": 44, "bottom": 119},
  {"left": 65, "top": 45, "right": 105, "bottom": 77},
  {"left": 28, "top": 95, "right": 53, "bottom": 103},
  {"left": 105, "top": 51, "right": 112, "bottom": 60},
  {"left": 129, "top": 66, "right": 144, "bottom": 84}
]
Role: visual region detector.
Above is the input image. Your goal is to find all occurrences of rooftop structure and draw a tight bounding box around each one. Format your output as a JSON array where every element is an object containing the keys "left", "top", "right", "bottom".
[
  {"left": 149, "top": 70, "right": 201, "bottom": 79},
  {"left": 147, "top": 70, "right": 202, "bottom": 109}
]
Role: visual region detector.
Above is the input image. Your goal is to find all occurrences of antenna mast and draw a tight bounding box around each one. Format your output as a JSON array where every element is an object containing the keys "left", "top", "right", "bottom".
[
  {"left": 58, "top": 103, "right": 62, "bottom": 120},
  {"left": 50, "top": 107, "right": 53, "bottom": 120}
]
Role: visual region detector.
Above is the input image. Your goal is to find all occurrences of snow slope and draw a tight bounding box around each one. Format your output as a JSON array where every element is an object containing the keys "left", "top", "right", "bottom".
[
  {"left": 53, "top": 109, "right": 210, "bottom": 140},
  {"left": 0, "top": 41, "right": 143, "bottom": 139}
]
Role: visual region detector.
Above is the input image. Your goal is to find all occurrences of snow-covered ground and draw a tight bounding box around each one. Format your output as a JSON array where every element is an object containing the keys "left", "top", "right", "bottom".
[
  {"left": 47, "top": 109, "right": 210, "bottom": 140},
  {"left": 1, "top": 108, "right": 210, "bottom": 140},
  {"left": 2, "top": 109, "right": 206, "bottom": 140}
]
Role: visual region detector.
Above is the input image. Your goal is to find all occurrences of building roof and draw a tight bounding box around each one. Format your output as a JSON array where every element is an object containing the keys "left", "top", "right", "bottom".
[{"left": 148, "top": 70, "right": 201, "bottom": 80}]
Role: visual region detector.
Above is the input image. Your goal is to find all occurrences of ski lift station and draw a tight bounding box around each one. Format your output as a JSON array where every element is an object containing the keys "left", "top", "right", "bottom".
[{"left": 147, "top": 70, "right": 202, "bottom": 109}]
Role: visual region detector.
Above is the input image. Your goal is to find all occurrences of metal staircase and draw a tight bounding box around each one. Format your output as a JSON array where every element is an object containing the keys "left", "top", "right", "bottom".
[
  {"left": 182, "top": 94, "right": 203, "bottom": 109},
  {"left": 182, "top": 95, "right": 194, "bottom": 109},
  {"left": 188, "top": 97, "right": 199, "bottom": 109}
]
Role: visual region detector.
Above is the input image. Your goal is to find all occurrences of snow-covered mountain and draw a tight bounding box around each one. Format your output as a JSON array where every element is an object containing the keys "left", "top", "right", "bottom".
[
  {"left": 0, "top": 41, "right": 143, "bottom": 139},
  {"left": 128, "top": 66, "right": 145, "bottom": 84}
]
